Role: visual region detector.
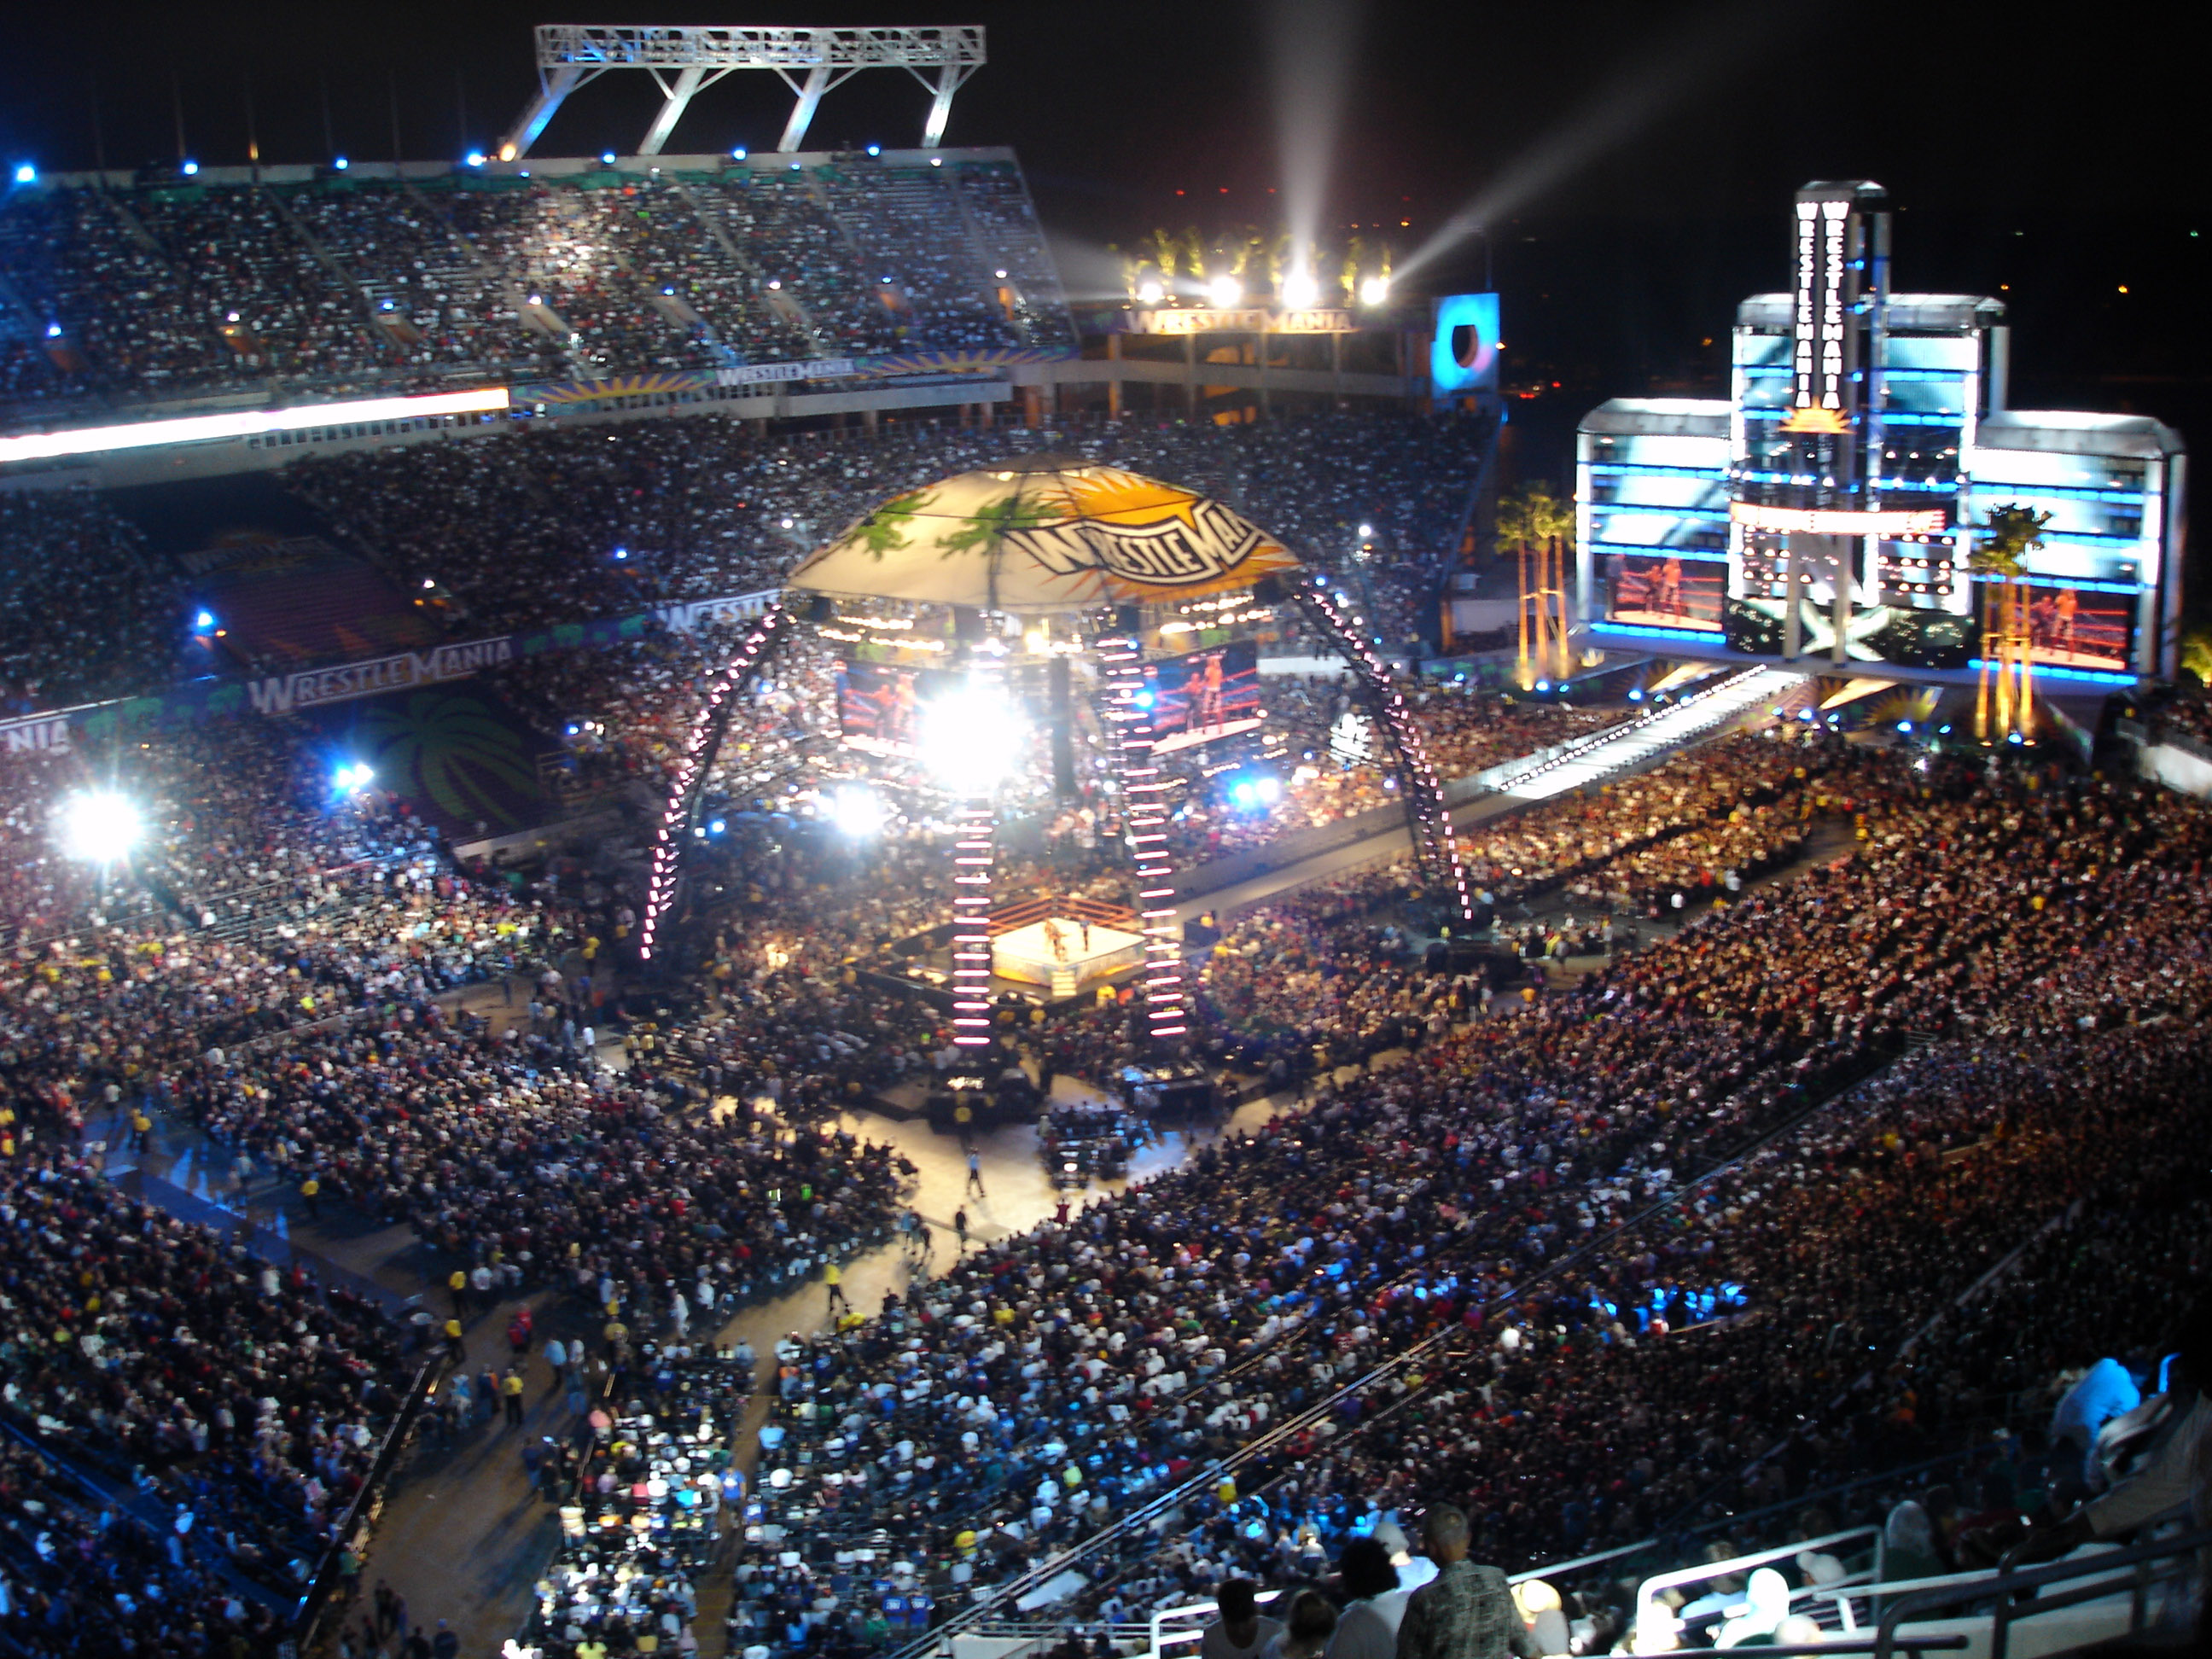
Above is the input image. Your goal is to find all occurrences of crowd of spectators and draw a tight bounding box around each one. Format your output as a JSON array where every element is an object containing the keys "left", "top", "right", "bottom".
[
  {"left": 283, "top": 406, "right": 1485, "bottom": 645},
  {"left": 0, "top": 637, "right": 2204, "bottom": 1659},
  {"left": 737, "top": 744, "right": 2212, "bottom": 1644},
  {"left": 0, "top": 486, "right": 182, "bottom": 708},
  {"left": 0, "top": 1150, "right": 405, "bottom": 1655},
  {"left": 0, "top": 160, "right": 1066, "bottom": 407}
]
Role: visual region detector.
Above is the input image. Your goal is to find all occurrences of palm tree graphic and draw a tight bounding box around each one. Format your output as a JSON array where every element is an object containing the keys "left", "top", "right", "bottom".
[{"left": 361, "top": 691, "right": 542, "bottom": 830}]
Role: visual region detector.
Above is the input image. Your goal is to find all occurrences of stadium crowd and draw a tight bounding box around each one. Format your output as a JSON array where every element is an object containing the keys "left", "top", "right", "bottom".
[
  {"left": 0, "top": 486, "right": 180, "bottom": 709},
  {"left": 738, "top": 746, "right": 2212, "bottom": 1643},
  {"left": 282, "top": 407, "right": 1484, "bottom": 649},
  {"left": 0, "top": 163, "right": 1067, "bottom": 408}
]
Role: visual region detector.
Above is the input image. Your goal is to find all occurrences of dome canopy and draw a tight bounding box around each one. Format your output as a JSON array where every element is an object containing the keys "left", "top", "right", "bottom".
[{"left": 787, "top": 456, "right": 1302, "bottom": 614}]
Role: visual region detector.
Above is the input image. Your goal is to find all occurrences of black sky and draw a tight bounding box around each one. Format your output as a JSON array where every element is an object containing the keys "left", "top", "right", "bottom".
[{"left": 3, "top": 0, "right": 2205, "bottom": 516}]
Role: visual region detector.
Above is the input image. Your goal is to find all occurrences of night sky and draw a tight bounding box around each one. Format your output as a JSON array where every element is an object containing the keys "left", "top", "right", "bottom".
[{"left": 4, "top": 1, "right": 2205, "bottom": 573}]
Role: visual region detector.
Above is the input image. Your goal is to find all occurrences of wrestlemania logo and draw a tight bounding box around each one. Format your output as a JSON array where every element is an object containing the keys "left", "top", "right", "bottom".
[{"left": 1005, "top": 497, "right": 1284, "bottom": 591}]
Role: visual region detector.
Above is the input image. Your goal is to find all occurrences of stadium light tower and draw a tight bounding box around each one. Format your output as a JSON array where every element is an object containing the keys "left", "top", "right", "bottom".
[{"left": 499, "top": 24, "right": 987, "bottom": 160}]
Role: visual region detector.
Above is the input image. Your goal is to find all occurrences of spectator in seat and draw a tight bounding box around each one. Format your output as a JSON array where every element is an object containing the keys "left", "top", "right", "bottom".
[
  {"left": 1325, "top": 1537, "right": 1405, "bottom": 1659},
  {"left": 1266, "top": 1591, "right": 1339, "bottom": 1659},
  {"left": 1202, "top": 1580, "right": 1282, "bottom": 1659},
  {"left": 1394, "top": 1506, "right": 1537, "bottom": 1659}
]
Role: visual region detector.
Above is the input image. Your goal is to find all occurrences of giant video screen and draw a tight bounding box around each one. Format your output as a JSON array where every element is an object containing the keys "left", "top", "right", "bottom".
[
  {"left": 2012, "top": 580, "right": 2136, "bottom": 674},
  {"left": 1605, "top": 551, "right": 1725, "bottom": 635},
  {"left": 1148, "top": 640, "right": 1262, "bottom": 754},
  {"left": 836, "top": 661, "right": 949, "bottom": 758}
]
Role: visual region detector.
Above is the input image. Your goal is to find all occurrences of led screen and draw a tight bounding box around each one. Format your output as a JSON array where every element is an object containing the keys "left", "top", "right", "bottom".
[
  {"left": 836, "top": 661, "right": 949, "bottom": 757},
  {"left": 1431, "top": 294, "right": 1500, "bottom": 397},
  {"left": 1606, "top": 552, "right": 1725, "bottom": 633},
  {"left": 1147, "top": 640, "right": 1261, "bottom": 754}
]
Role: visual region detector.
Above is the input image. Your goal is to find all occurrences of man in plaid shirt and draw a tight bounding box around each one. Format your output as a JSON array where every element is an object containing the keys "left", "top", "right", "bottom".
[{"left": 1395, "top": 1507, "right": 1540, "bottom": 1659}]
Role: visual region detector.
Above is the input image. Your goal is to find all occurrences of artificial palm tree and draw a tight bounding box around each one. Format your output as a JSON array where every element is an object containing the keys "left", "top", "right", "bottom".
[
  {"left": 1498, "top": 485, "right": 1575, "bottom": 688},
  {"left": 1970, "top": 503, "right": 2052, "bottom": 742}
]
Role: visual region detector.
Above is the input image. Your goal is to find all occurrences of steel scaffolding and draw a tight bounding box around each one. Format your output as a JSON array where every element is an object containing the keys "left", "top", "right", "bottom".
[{"left": 499, "top": 24, "right": 988, "bottom": 160}]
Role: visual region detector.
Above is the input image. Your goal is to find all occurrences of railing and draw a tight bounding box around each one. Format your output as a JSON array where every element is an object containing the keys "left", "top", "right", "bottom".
[
  {"left": 292, "top": 1358, "right": 440, "bottom": 1651},
  {"left": 885, "top": 1038, "right": 1912, "bottom": 1659},
  {"left": 1868, "top": 1526, "right": 2211, "bottom": 1659},
  {"left": 1634, "top": 1526, "right": 1883, "bottom": 1646},
  {"left": 1150, "top": 1589, "right": 1284, "bottom": 1659}
]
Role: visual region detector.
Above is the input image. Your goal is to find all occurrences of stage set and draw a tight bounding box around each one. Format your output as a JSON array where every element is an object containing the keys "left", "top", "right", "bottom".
[{"left": 635, "top": 453, "right": 1477, "bottom": 1115}]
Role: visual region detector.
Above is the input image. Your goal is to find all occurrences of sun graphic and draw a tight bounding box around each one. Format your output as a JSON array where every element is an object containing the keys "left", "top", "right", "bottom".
[{"left": 1780, "top": 405, "right": 1850, "bottom": 434}]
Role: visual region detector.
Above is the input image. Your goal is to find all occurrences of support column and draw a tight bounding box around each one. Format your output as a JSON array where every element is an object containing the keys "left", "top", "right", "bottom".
[
  {"left": 948, "top": 799, "right": 996, "bottom": 1047},
  {"left": 1831, "top": 537, "right": 1856, "bottom": 667},
  {"left": 1782, "top": 535, "right": 1805, "bottom": 660},
  {"left": 777, "top": 65, "right": 831, "bottom": 153},
  {"left": 1107, "top": 333, "right": 1122, "bottom": 422},
  {"left": 498, "top": 64, "right": 587, "bottom": 162},
  {"left": 637, "top": 66, "right": 706, "bottom": 156},
  {"left": 922, "top": 61, "right": 966, "bottom": 148},
  {"left": 1098, "top": 635, "right": 1186, "bottom": 1044}
]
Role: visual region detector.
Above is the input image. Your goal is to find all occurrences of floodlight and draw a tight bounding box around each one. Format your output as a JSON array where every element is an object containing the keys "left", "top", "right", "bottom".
[
  {"left": 1358, "top": 275, "right": 1391, "bottom": 306},
  {"left": 829, "top": 785, "right": 885, "bottom": 838},
  {"left": 866, "top": 144, "right": 882, "bottom": 156},
  {"left": 193, "top": 608, "right": 216, "bottom": 630},
  {"left": 1207, "top": 275, "right": 1243, "bottom": 308},
  {"left": 601, "top": 152, "right": 617, "bottom": 165},
  {"left": 466, "top": 152, "right": 486, "bottom": 168},
  {"left": 1280, "top": 269, "right": 1319, "bottom": 308},
  {"left": 334, "top": 156, "right": 349, "bottom": 171},
  {"left": 334, "top": 761, "right": 376, "bottom": 793},
  {"left": 13, "top": 164, "right": 37, "bottom": 185},
  {"left": 59, "top": 791, "right": 143, "bottom": 864},
  {"left": 45, "top": 323, "right": 61, "bottom": 338},
  {"left": 732, "top": 147, "right": 748, "bottom": 160},
  {"left": 919, "top": 684, "right": 1022, "bottom": 795},
  {"left": 181, "top": 160, "right": 199, "bottom": 176},
  {"left": 1357, "top": 521, "right": 1374, "bottom": 539},
  {"left": 498, "top": 143, "right": 517, "bottom": 162},
  {"left": 1136, "top": 280, "right": 1163, "bottom": 305}
]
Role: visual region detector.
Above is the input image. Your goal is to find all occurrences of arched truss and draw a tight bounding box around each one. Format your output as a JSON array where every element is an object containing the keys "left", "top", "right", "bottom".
[
  {"left": 639, "top": 600, "right": 795, "bottom": 963},
  {"left": 636, "top": 579, "right": 1475, "bottom": 974},
  {"left": 1280, "top": 574, "right": 1476, "bottom": 924}
]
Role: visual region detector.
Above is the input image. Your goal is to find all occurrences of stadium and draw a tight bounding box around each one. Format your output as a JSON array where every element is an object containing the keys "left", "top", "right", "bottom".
[{"left": 0, "top": 15, "right": 2208, "bottom": 1659}]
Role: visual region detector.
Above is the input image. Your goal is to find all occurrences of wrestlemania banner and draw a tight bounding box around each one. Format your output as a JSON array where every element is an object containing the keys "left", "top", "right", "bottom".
[
  {"left": 789, "top": 463, "right": 1303, "bottom": 612},
  {"left": 0, "top": 590, "right": 779, "bottom": 760}
]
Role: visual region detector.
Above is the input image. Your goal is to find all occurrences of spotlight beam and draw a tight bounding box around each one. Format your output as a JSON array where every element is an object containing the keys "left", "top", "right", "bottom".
[
  {"left": 1267, "top": 0, "right": 1365, "bottom": 288},
  {"left": 1394, "top": 3, "right": 1798, "bottom": 284}
]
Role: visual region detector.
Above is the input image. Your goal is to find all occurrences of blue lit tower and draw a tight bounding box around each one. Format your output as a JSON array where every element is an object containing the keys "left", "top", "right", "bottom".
[{"left": 1578, "top": 181, "right": 2182, "bottom": 686}]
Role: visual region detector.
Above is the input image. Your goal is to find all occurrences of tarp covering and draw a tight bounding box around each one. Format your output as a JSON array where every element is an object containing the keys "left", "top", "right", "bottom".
[{"left": 787, "top": 456, "right": 1302, "bottom": 614}]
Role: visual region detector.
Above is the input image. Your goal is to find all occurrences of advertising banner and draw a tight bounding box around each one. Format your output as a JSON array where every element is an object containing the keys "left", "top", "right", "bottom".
[{"left": 0, "top": 588, "right": 781, "bottom": 760}]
